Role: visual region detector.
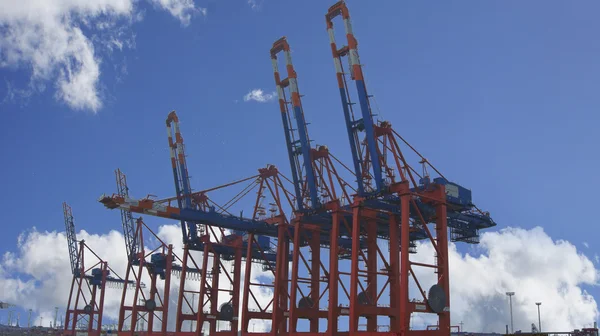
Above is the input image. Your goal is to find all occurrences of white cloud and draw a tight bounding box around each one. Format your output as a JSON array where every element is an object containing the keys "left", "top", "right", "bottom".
[
  {"left": 0, "top": 224, "right": 274, "bottom": 331},
  {"left": 0, "top": 0, "right": 205, "bottom": 112},
  {"left": 2, "top": 224, "right": 597, "bottom": 333},
  {"left": 584, "top": 242, "right": 589, "bottom": 248},
  {"left": 411, "top": 227, "right": 599, "bottom": 332},
  {"left": 149, "top": 0, "right": 205, "bottom": 26},
  {"left": 247, "top": 0, "right": 262, "bottom": 11},
  {"left": 243, "top": 89, "right": 276, "bottom": 103}
]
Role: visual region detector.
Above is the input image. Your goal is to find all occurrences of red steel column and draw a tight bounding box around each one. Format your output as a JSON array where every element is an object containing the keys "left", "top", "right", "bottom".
[
  {"left": 272, "top": 223, "right": 289, "bottom": 335},
  {"left": 232, "top": 244, "right": 243, "bottom": 333},
  {"left": 96, "top": 262, "right": 108, "bottom": 336},
  {"left": 162, "top": 245, "right": 173, "bottom": 334},
  {"left": 389, "top": 213, "right": 400, "bottom": 333},
  {"left": 210, "top": 251, "right": 220, "bottom": 335},
  {"left": 436, "top": 185, "right": 450, "bottom": 334},
  {"left": 241, "top": 233, "right": 254, "bottom": 333},
  {"left": 399, "top": 193, "right": 411, "bottom": 334},
  {"left": 310, "top": 230, "right": 320, "bottom": 333},
  {"left": 176, "top": 247, "right": 190, "bottom": 332},
  {"left": 196, "top": 244, "right": 211, "bottom": 335},
  {"left": 288, "top": 220, "right": 301, "bottom": 332},
  {"left": 366, "top": 219, "right": 378, "bottom": 332},
  {"left": 349, "top": 201, "right": 361, "bottom": 333},
  {"left": 327, "top": 210, "right": 340, "bottom": 335}
]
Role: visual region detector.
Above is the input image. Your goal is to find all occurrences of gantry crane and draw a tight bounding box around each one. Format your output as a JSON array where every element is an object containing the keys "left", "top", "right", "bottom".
[
  {"left": 63, "top": 202, "right": 133, "bottom": 336},
  {"left": 115, "top": 169, "right": 205, "bottom": 336},
  {"left": 271, "top": 36, "right": 367, "bottom": 333},
  {"left": 96, "top": 2, "right": 499, "bottom": 335},
  {"left": 323, "top": 1, "right": 496, "bottom": 334},
  {"left": 102, "top": 114, "right": 288, "bottom": 335}
]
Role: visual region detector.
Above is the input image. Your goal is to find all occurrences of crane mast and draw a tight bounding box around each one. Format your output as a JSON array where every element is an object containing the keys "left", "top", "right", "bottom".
[
  {"left": 326, "top": 1, "right": 384, "bottom": 195},
  {"left": 115, "top": 169, "right": 138, "bottom": 262},
  {"left": 63, "top": 202, "right": 80, "bottom": 276},
  {"left": 271, "top": 37, "right": 320, "bottom": 211},
  {"left": 166, "top": 111, "right": 202, "bottom": 244}
]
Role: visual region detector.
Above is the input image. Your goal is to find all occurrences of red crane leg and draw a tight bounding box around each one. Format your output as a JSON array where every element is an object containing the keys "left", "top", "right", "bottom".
[
  {"left": 209, "top": 252, "right": 220, "bottom": 335},
  {"left": 388, "top": 213, "right": 400, "bottom": 333},
  {"left": 196, "top": 244, "right": 211, "bottom": 334},
  {"left": 89, "top": 281, "right": 97, "bottom": 333},
  {"left": 118, "top": 263, "right": 132, "bottom": 333},
  {"left": 349, "top": 204, "right": 361, "bottom": 333},
  {"left": 232, "top": 244, "right": 242, "bottom": 333},
  {"left": 366, "top": 220, "right": 378, "bottom": 332},
  {"left": 327, "top": 211, "right": 340, "bottom": 335},
  {"left": 96, "top": 262, "right": 107, "bottom": 336},
  {"left": 64, "top": 276, "right": 76, "bottom": 335},
  {"left": 272, "top": 224, "right": 289, "bottom": 335},
  {"left": 241, "top": 233, "right": 253, "bottom": 333},
  {"left": 399, "top": 193, "right": 411, "bottom": 334},
  {"left": 148, "top": 273, "right": 158, "bottom": 332},
  {"left": 162, "top": 246, "right": 173, "bottom": 334},
  {"left": 310, "top": 230, "right": 320, "bottom": 333},
  {"left": 175, "top": 247, "right": 188, "bottom": 332},
  {"left": 436, "top": 195, "right": 450, "bottom": 334},
  {"left": 288, "top": 221, "right": 301, "bottom": 332}
]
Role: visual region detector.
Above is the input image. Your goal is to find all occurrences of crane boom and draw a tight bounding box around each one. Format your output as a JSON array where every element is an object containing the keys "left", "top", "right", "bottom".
[
  {"left": 166, "top": 111, "right": 201, "bottom": 244},
  {"left": 326, "top": 1, "right": 383, "bottom": 195},
  {"left": 63, "top": 202, "right": 80, "bottom": 275},
  {"left": 115, "top": 169, "right": 138, "bottom": 262},
  {"left": 271, "top": 37, "right": 320, "bottom": 211}
]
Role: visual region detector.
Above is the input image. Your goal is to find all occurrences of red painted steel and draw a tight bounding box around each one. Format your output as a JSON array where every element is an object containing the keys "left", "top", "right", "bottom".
[
  {"left": 117, "top": 218, "right": 173, "bottom": 336},
  {"left": 64, "top": 242, "right": 109, "bottom": 336}
]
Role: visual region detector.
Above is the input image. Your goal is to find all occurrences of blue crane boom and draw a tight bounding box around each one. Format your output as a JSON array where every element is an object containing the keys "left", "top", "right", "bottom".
[
  {"left": 98, "top": 195, "right": 363, "bottom": 249},
  {"left": 63, "top": 202, "right": 134, "bottom": 285},
  {"left": 115, "top": 169, "right": 138, "bottom": 262},
  {"left": 271, "top": 37, "right": 319, "bottom": 211},
  {"left": 326, "top": 3, "right": 385, "bottom": 195},
  {"left": 166, "top": 111, "right": 199, "bottom": 244},
  {"left": 63, "top": 202, "right": 80, "bottom": 276}
]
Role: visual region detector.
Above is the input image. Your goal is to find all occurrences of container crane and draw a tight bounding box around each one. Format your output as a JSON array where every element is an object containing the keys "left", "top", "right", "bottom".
[
  {"left": 324, "top": 1, "right": 496, "bottom": 334},
  {"left": 271, "top": 36, "right": 368, "bottom": 333},
  {"left": 62, "top": 203, "right": 133, "bottom": 336},
  {"left": 101, "top": 114, "right": 288, "bottom": 335},
  {"left": 115, "top": 169, "right": 204, "bottom": 336}
]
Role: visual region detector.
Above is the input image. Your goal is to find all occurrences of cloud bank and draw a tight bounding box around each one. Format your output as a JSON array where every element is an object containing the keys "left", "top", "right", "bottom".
[
  {"left": 0, "top": 225, "right": 597, "bottom": 332},
  {"left": 0, "top": 224, "right": 273, "bottom": 332},
  {"left": 411, "top": 227, "right": 599, "bottom": 332},
  {"left": 0, "top": 0, "right": 205, "bottom": 112}
]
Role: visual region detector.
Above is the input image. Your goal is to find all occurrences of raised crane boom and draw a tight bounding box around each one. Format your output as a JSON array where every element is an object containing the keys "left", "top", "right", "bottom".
[
  {"left": 271, "top": 37, "right": 319, "bottom": 211},
  {"left": 326, "top": 1, "right": 383, "bottom": 195},
  {"left": 115, "top": 169, "right": 138, "bottom": 262},
  {"left": 271, "top": 37, "right": 354, "bottom": 215},
  {"left": 63, "top": 202, "right": 80, "bottom": 275},
  {"left": 166, "top": 111, "right": 202, "bottom": 244}
]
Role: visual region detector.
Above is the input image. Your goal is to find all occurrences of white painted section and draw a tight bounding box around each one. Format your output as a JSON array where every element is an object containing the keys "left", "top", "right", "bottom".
[
  {"left": 344, "top": 18, "right": 354, "bottom": 36},
  {"left": 289, "top": 78, "right": 298, "bottom": 94},
  {"left": 277, "top": 86, "right": 284, "bottom": 99},
  {"left": 271, "top": 58, "right": 279, "bottom": 72},
  {"left": 416, "top": 304, "right": 427, "bottom": 311},
  {"left": 327, "top": 28, "right": 335, "bottom": 43},
  {"left": 152, "top": 203, "right": 168, "bottom": 212},
  {"left": 445, "top": 184, "right": 459, "bottom": 199},
  {"left": 333, "top": 58, "right": 343, "bottom": 73}
]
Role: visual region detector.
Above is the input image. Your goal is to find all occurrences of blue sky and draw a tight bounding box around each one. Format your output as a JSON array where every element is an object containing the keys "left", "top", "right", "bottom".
[{"left": 1, "top": 0, "right": 599, "bottom": 331}]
